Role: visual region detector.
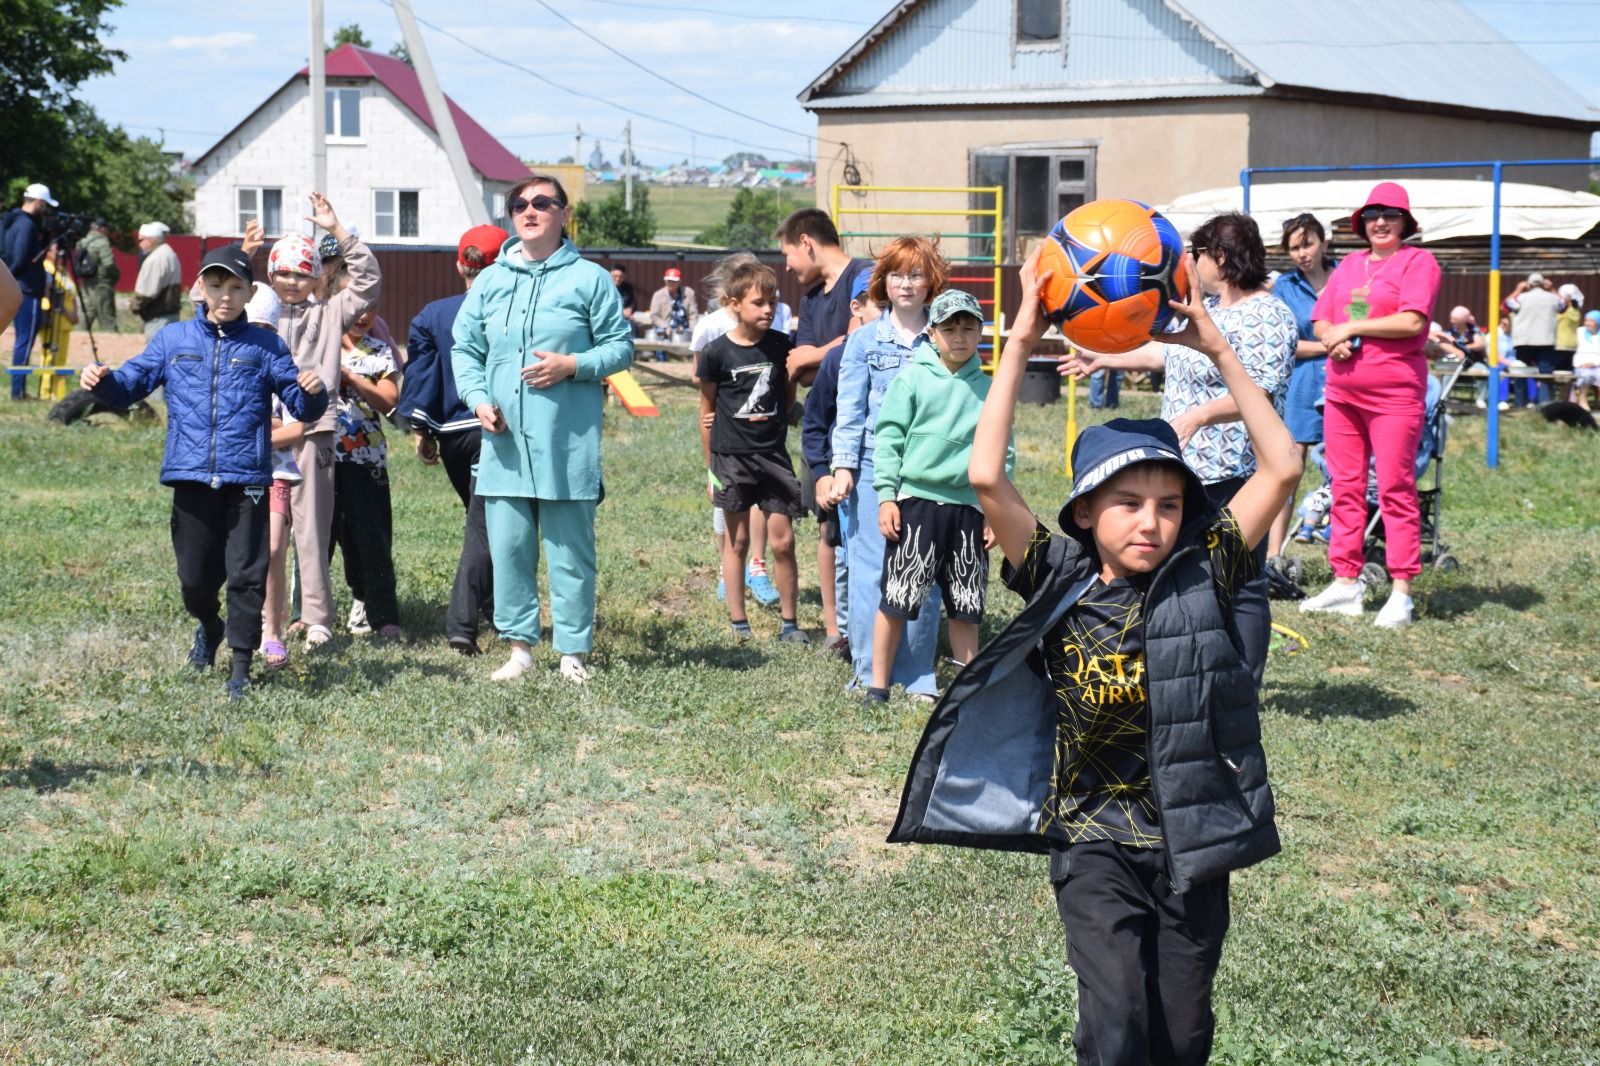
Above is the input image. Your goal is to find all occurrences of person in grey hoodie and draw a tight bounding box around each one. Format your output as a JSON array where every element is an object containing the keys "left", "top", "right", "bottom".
[{"left": 268, "top": 193, "right": 381, "bottom": 648}]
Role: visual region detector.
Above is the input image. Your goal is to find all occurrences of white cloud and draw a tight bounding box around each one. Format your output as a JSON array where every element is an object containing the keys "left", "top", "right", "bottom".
[{"left": 168, "top": 31, "right": 258, "bottom": 51}]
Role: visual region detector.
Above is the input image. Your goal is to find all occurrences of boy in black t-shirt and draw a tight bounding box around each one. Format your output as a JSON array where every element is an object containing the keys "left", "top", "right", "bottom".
[
  {"left": 892, "top": 250, "right": 1303, "bottom": 1063},
  {"left": 697, "top": 262, "right": 809, "bottom": 644}
]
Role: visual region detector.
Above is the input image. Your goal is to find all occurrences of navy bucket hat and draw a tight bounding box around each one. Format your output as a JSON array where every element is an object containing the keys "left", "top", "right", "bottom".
[{"left": 1059, "top": 418, "right": 1211, "bottom": 537}]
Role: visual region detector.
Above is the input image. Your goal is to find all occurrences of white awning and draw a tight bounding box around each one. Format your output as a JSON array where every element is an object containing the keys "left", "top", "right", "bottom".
[{"left": 1158, "top": 179, "right": 1600, "bottom": 243}]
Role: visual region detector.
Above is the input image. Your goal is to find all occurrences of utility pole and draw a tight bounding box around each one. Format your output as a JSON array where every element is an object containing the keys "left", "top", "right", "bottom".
[
  {"left": 393, "top": 0, "right": 488, "bottom": 225},
  {"left": 575, "top": 123, "right": 583, "bottom": 170},
  {"left": 310, "top": 0, "right": 327, "bottom": 207},
  {"left": 624, "top": 121, "right": 633, "bottom": 211}
]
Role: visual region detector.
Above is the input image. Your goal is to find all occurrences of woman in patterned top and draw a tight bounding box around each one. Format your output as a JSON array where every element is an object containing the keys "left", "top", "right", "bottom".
[{"left": 1063, "top": 212, "right": 1297, "bottom": 676}]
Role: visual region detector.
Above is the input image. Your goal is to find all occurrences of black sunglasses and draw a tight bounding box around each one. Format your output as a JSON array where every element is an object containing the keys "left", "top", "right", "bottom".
[
  {"left": 1280, "top": 212, "right": 1319, "bottom": 231},
  {"left": 509, "top": 194, "right": 566, "bottom": 216},
  {"left": 1360, "top": 207, "right": 1405, "bottom": 223}
]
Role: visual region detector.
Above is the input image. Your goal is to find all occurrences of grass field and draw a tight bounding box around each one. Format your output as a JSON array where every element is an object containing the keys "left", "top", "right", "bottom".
[
  {"left": 2, "top": 386, "right": 1598, "bottom": 1064},
  {"left": 640, "top": 185, "right": 812, "bottom": 243}
]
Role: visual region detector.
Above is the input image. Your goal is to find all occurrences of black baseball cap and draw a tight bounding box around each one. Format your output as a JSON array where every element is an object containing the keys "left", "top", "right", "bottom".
[
  {"left": 199, "top": 245, "right": 254, "bottom": 285},
  {"left": 1059, "top": 417, "right": 1209, "bottom": 536}
]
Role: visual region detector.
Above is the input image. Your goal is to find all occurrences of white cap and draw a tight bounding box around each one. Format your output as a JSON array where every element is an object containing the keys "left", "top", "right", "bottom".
[
  {"left": 1528, "top": 272, "right": 1545, "bottom": 285},
  {"left": 138, "top": 221, "right": 170, "bottom": 240},
  {"left": 23, "top": 183, "right": 58, "bottom": 207}
]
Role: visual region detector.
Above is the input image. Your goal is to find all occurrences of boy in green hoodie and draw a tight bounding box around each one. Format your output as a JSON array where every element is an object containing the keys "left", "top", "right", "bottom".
[{"left": 868, "top": 289, "right": 1012, "bottom": 703}]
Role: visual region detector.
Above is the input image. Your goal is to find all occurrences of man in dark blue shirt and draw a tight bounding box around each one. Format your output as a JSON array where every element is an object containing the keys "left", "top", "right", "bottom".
[
  {"left": 2, "top": 183, "right": 56, "bottom": 400},
  {"left": 779, "top": 207, "right": 870, "bottom": 388}
]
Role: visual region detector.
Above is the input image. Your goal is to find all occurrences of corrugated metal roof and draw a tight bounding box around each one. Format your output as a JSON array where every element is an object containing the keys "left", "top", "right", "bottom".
[
  {"left": 1173, "top": 0, "right": 1597, "bottom": 124},
  {"left": 803, "top": 0, "right": 1599, "bottom": 126},
  {"left": 195, "top": 45, "right": 533, "bottom": 182}
]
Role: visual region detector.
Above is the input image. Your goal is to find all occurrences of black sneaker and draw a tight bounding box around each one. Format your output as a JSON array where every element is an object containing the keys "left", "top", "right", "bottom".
[
  {"left": 224, "top": 677, "right": 250, "bottom": 701},
  {"left": 187, "top": 622, "right": 223, "bottom": 671},
  {"left": 448, "top": 635, "right": 481, "bottom": 657},
  {"left": 864, "top": 686, "right": 891, "bottom": 707}
]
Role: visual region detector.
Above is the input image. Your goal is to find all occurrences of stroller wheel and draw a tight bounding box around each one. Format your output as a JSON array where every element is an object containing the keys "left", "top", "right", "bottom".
[
  {"left": 1434, "top": 552, "right": 1461, "bottom": 574},
  {"left": 1360, "top": 562, "right": 1390, "bottom": 592}
]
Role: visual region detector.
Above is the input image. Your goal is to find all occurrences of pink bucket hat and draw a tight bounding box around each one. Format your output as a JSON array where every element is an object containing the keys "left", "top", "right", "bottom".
[
  {"left": 1351, "top": 181, "right": 1419, "bottom": 241},
  {"left": 268, "top": 234, "right": 322, "bottom": 278}
]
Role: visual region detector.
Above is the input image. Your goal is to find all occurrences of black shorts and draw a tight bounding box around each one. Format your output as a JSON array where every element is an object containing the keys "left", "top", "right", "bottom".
[
  {"left": 880, "top": 497, "right": 989, "bottom": 623},
  {"left": 711, "top": 450, "right": 805, "bottom": 519}
]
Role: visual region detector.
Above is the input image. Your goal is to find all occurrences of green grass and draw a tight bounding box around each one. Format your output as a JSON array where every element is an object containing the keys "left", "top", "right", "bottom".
[
  {"left": 643, "top": 185, "right": 812, "bottom": 242},
  {"left": 2, "top": 388, "right": 1597, "bottom": 1064}
]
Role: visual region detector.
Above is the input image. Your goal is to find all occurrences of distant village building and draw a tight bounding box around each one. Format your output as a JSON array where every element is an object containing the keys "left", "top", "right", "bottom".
[
  {"left": 800, "top": 0, "right": 1599, "bottom": 259},
  {"left": 190, "top": 44, "right": 531, "bottom": 244}
]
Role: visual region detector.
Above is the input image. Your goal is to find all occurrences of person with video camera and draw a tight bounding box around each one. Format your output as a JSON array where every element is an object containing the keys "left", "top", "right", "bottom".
[
  {"left": 133, "top": 221, "right": 183, "bottom": 337},
  {"left": 1, "top": 182, "right": 56, "bottom": 400}
]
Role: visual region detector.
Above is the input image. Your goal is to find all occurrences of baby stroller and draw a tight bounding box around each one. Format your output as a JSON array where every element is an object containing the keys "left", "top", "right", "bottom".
[{"left": 1280, "top": 362, "right": 1464, "bottom": 591}]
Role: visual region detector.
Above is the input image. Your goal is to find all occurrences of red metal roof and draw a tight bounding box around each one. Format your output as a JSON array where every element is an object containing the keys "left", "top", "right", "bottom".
[{"left": 298, "top": 44, "right": 532, "bottom": 182}]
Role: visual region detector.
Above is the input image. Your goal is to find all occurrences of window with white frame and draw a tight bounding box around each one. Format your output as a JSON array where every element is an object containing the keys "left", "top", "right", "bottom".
[
  {"left": 325, "top": 87, "right": 361, "bottom": 139},
  {"left": 374, "top": 189, "right": 420, "bottom": 238},
  {"left": 970, "top": 147, "right": 1095, "bottom": 260},
  {"left": 1016, "top": 0, "right": 1063, "bottom": 45},
  {"left": 236, "top": 187, "right": 284, "bottom": 234}
]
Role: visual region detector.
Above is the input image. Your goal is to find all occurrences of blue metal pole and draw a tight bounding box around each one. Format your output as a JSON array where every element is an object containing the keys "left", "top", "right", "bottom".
[
  {"left": 1487, "top": 162, "right": 1504, "bottom": 470},
  {"left": 1240, "top": 168, "right": 1252, "bottom": 213}
]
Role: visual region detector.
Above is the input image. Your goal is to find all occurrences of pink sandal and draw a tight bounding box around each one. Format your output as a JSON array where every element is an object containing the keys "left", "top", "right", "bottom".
[{"left": 262, "top": 640, "right": 289, "bottom": 670}]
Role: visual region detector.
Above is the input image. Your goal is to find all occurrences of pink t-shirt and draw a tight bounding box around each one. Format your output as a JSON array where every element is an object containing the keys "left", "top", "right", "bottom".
[{"left": 1312, "top": 244, "right": 1441, "bottom": 401}]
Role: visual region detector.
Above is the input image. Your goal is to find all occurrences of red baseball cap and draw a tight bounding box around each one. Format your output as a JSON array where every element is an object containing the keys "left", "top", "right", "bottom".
[
  {"left": 459, "top": 224, "right": 508, "bottom": 267},
  {"left": 663, "top": 267, "right": 682, "bottom": 281}
]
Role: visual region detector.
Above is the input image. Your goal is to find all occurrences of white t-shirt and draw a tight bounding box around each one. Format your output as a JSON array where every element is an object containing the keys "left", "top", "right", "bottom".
[
  {"left": 690, "top": 307, "right": 734, "bottom": 356},
  {"left": 1574, "top": 326, "right": 1600, "bottom": 369},
  {"left": 271, "top": 398, "right": 302, "bottom": 482}
]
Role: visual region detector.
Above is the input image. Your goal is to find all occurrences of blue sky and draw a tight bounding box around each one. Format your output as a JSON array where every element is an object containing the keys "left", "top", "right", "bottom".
[{"left": 81, "top": 0, "right": 1600, "bottom": 169}]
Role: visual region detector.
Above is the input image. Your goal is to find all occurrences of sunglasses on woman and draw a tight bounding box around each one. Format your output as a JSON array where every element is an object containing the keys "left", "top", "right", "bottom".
[
  {"left": 1360, "top": 207, "right": 1405, "bottom": 223},
  {"left": 509, "top": 194, "right": 566, "bottom": 216}
]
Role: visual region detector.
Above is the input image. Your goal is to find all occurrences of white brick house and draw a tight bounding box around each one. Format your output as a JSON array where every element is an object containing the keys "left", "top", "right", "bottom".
[{"left": 190, "top": 44, "right": 531, "bottom": 245}]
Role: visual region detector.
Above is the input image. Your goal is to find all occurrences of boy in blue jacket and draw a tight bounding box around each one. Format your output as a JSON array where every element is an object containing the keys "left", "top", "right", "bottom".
[{"left": 83, "top": 246, "right": 327, "bottom": 698}]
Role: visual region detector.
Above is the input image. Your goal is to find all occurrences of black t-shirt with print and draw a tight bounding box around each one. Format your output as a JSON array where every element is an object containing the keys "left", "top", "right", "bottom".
[
  {"left": 696, "top": 329, "right": 793, "bottom": 454},
  {"left": 795, "top": 258, "right": 871, "bottom": 350},
  {"left": 1005, "top": 510, "right": 1257, "bottom": 849}
]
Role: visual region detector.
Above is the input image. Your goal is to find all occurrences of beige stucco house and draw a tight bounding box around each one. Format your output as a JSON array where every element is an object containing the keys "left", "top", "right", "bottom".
[{"left": 801, "top": 0, "right": 1598, "bottom": 260}]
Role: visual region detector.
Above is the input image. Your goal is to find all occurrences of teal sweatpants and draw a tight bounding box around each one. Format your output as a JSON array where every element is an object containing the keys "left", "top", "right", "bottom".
[{"left": 484, "top": 496, "right": 598, "bottom": 653}]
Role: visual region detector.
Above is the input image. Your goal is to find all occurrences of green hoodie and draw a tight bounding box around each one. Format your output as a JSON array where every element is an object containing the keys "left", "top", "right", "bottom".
[
  {"left": 873, "top": 340, "right": 1013, "bottom": 508},
  {"left": 452, "top": 237, "right": 634, "bottom": 499}
]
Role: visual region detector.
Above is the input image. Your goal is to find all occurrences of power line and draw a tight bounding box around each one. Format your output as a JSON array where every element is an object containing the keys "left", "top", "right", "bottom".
[
  {"left": 375, "top": 0, "right": 818, "bottom": 161},
  {"left": 531, "top": 0, "right": 846, "bottom": 147}
]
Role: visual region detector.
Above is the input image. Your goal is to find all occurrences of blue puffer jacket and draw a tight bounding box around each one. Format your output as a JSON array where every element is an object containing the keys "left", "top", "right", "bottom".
[{"left": 90, "top": 313, "right": 327, "bottom": 488}]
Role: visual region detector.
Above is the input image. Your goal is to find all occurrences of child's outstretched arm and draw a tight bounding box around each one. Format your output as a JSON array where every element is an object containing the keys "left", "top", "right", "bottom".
[
  {"left": 1162, "top": 254, "right": 1299, "bottom": 549},
  {"left": 970, "top": 251, "right": 1049, "bottom": 569},
  {"left": 81, "top": 334, "right": 170, "bottom": 408}
]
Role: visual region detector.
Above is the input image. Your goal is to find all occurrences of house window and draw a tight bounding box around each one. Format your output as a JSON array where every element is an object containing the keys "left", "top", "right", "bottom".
[
  {"left": 374, "top": 189, "right": 419, "bottom": 238},
  {"left": 970, "top": 148, "right": 1096, "bottom": 260},
  {"left": 236, "top": 187, "right": 284, "bottom": 234},
  {"left": 1017, "top": 0, "right": 1062, "bottom": 44},
  {"left": 484, "top": 190, "right": 507, "bottom": 223},
  {"left": 326, "top": 88, "right": 361, "bottom": 139}
]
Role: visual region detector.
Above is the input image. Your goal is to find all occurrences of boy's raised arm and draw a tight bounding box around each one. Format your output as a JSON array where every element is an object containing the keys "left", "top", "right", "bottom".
[
  {"left": 82, "top": 335, "right": 169, "bottom": 408},
  {"left": 971, "top": 252, "right": 1049, "bottom": 569},
  {"left": 1161, "top": 254, "right": 1299, "bottom": 548}
]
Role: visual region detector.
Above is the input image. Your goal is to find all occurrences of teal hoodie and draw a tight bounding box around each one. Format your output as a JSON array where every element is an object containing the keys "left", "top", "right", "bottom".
[
  {"left": 873, "top": 340, "right": 1013, "bottom": 508},
  {"left": 452, "top": 237, "right": 633, "bottom": 499}
]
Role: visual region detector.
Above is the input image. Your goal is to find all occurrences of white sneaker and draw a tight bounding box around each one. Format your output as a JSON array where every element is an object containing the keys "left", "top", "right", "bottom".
[
  {"left": 559, "top": 653, "right": 590, "bottom": 684},
  {"left": 1498, "top": 401, "right": 1511, "bottom": 412},
  {"left": 1300, "top": 579, "right": 1365, "bottom": 616},
  {"left": 1474, "top": 398, "right": 1487, "bottom": 409},
  {"left": 1373, "top": 593, "right": 1414, "bottom": 629},
  {"left": 347, "top": 599, "right": 371, "bottom": 635},
  {"left": 491, "top": 648, "right": 534, "bottom": 681}
]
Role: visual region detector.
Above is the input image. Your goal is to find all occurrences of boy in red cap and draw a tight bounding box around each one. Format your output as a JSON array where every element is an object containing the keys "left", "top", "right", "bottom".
[{"left": 397, "top": 224, "right": 509, "bottom": 655}]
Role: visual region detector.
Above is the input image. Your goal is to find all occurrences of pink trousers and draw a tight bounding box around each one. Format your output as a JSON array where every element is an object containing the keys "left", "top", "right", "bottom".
[{"left": 1323, "top": 393, "right": 1424, "bottom": 581}]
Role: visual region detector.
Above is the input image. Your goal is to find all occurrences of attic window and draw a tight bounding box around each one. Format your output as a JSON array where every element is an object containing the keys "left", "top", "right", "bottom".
[
  {"left": 1017, "top": 0, "right": 1062, "bottom": 44},
  {"left": 326, "top": 88, "right": 361, "bottom": 139}
]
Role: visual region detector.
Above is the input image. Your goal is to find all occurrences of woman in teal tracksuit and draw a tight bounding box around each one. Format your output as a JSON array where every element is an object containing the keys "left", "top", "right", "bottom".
[{"left": 452, "top": 175, "right": 633, "bottom": 684}]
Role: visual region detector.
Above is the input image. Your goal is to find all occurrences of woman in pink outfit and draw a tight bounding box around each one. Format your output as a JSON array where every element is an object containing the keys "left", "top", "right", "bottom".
[{"left": 1302, "top": 182, "right": 1441, "bottom": 629}]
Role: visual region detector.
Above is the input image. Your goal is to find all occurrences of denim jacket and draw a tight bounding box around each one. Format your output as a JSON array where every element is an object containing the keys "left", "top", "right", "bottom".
[{"left": 830, "top": 312, "right": 926, "bottom": 472}]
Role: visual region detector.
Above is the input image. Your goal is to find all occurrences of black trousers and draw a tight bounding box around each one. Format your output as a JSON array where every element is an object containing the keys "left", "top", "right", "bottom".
[
  {"left": 1205, "top": 477, "right": 1269, "bottom": 686},
  {"left": 1054, "top": 842, "right": 1230, "bottom": 1066},
  {"left": 170, "top": 481, "right": 269, "bottom": 651},
  {"left": 329, "top": 462, "right": 400, "bottom": 629},
  {"left": 437, "top": 430, "right": 494, "bottom": 641}
]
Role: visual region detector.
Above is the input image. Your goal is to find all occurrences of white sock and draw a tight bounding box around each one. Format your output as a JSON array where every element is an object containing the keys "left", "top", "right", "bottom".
[
  {"left": 491, "top": 647, "right": 535, "bottom": 682},
  {"left": 559, "top": 653, "right": 589, "bottom": 683}
]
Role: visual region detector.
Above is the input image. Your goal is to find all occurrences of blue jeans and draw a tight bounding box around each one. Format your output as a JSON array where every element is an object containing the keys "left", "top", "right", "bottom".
[
  {"left": 10, "top": 295, "right": 40, "bottom": 399},
  {"left": 1088, "top": 369, "right": 1120, "bottom": 409},
  {"left": 838, "top": 457, "right": 940, "bottom": 695}
]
